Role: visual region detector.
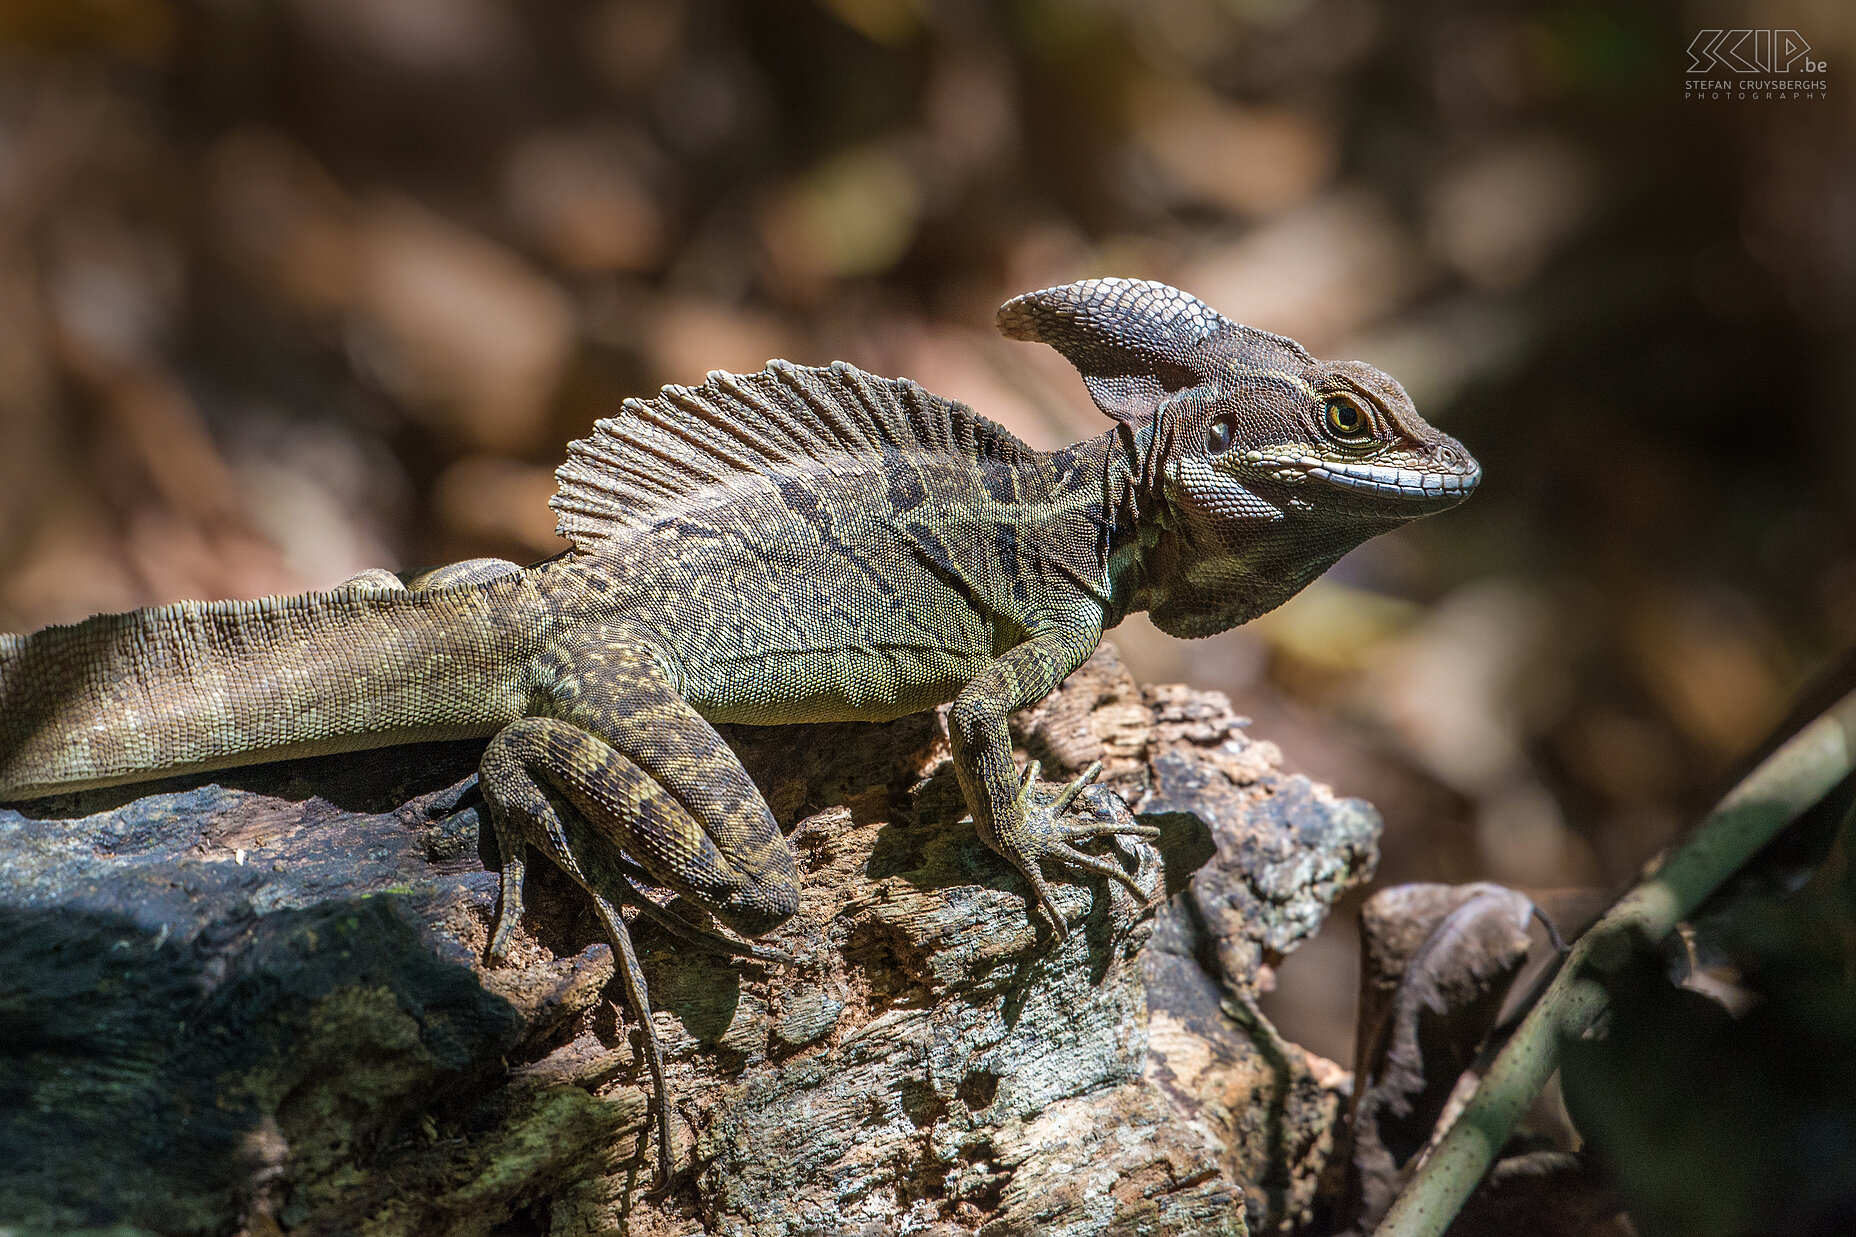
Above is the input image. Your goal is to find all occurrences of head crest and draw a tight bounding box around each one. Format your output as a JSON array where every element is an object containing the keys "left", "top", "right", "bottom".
[{"left": 997, "top": 278, "right": 1233, "bottom": 423}]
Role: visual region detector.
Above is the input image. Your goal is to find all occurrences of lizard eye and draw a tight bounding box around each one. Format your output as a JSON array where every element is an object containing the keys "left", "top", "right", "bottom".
[
  {"left": 1206, "top": 419, "right": 1234, "bottom": 454},
  {"left": 1324, "top": 398, "right": 1370, "bottom": 441}
]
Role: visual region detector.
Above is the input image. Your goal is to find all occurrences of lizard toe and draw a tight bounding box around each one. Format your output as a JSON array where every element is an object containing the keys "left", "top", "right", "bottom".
[
  {"left": 1046, "top": 841, "right": 1147, "bottom": 897},
  {"left": 1029, "top": 875, "right": 1071, "bottom": 943}
]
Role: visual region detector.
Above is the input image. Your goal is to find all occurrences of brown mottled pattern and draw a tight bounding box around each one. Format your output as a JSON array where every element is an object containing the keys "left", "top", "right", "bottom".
[{"left": 0, "top": 279, "right": 1480, "bottom": 1187}]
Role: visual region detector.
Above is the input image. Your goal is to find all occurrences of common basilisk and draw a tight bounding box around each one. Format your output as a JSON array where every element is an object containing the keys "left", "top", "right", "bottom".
[{"left": 0, "top": 278, "right": 1479, "bottom": 1187}]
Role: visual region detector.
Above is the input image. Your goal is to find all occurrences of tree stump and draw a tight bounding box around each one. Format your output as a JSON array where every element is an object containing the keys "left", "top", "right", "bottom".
[{"left": 0, "top": 645, "right": 1378, "bottom": 1236}]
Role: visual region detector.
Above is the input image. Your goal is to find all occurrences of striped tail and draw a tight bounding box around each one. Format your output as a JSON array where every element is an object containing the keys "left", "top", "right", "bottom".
[{"left": 0, "top": 575, "right": 549, "bottom": 800}]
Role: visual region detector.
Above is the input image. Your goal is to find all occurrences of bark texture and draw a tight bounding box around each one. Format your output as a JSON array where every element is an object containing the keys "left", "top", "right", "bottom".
[{"left": 0, "top": 645, "right": 1378, "bottom": 1236}]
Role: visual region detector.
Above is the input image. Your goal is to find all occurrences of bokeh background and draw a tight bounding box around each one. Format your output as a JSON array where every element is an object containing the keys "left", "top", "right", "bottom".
[{"left": 0, "top": 0, "right": 1851, "bottom": 1075}]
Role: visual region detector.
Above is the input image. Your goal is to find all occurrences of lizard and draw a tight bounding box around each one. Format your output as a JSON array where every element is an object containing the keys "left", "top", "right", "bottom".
[{"left": 0, "top": 277, "right": 1480, "bottom": 1189}]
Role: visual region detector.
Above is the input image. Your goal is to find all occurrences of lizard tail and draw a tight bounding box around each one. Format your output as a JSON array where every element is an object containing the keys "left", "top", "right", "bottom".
[{"left": 0, "top": 577, "right": 547, "bottom": 801}]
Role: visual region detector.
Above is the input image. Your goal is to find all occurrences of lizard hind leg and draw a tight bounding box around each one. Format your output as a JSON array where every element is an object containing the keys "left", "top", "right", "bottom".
[
  {"left": 475, "top": 707, "right": 800, "bottom": 1188},
  {"left": 477, "top": 717, "right": 689, "bottom": 1188}
]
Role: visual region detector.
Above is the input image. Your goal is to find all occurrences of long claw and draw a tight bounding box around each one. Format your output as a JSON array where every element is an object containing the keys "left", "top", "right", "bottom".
[
  {"left": 1135, "top": 887, "right": 1172, "bottom": 918},
  {"left": 1047, "top": 760, "right": 1103, "bottom": 814},
  {"left": 1024, "top": 865, "right": 1070, "bottom": 942},
  {"left": 588, "top": 894, "right": 676, "bottom": 1195},
  {"left": 1039, "top": 895, "right": 1070, "bottom": 943},
  {"left": 617, "top": 874, "right": 794, "bottom": 966},
  {"left": 1051, "top": 842, "right": 1147, "bottom": 897},
  {"left": 485, "top": 834, "right": 527, "bottom": 967},
  {"left": 1054, "top": 818, "right": 1161, "bottom": 843},
  {"left": 485, "top": 894, "right": 519, "bottom": 967}
]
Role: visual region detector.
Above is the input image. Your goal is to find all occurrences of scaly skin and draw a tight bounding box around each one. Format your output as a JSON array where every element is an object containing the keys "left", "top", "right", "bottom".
[{"left": 0, "top": 279, "right": 1480, "bottom": 1189}]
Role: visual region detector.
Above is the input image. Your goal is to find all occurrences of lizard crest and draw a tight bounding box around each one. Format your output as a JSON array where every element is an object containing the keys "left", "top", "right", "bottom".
[
  {"left": 551, "top": 360, "right": 1027, "bottom": 550},
  {"left": 1001, "top": 277, "right": 1481, "bottom": 637}
]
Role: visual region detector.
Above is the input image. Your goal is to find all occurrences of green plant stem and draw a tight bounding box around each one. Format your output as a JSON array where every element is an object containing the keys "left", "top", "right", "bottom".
[{"left": 1374, "top": 687, "right": 1856, "bottom": 1237}]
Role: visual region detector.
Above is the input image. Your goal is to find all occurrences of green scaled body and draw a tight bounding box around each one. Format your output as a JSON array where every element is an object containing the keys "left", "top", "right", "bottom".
[{"left": 0, "top": 279, "right": 1481, "bottom": 1188}]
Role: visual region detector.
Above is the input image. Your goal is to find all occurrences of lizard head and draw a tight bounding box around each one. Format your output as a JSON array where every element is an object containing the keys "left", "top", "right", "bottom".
[{"left": 998, "top": 278, "right": 1480, "bottom": 637}]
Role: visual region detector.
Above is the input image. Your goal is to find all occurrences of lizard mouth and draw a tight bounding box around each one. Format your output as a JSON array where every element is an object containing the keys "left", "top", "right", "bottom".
[{"left": 1304, "top": 454, "right": 1481, "bottom": 511}]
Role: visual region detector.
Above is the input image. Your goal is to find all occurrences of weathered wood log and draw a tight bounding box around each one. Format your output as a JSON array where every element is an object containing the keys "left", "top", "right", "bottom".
[
  {"left": 1333, "top": 883, "right": 1537, "bottom": 1233},
  {"left": 0, "top": 645, "right": 1378, "bottom": 1236}
]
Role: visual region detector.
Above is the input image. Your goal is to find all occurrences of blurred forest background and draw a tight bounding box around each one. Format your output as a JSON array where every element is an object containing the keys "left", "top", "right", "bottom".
[{"left": 0, "top": 0, "right": 1851, "bottom": 1074}]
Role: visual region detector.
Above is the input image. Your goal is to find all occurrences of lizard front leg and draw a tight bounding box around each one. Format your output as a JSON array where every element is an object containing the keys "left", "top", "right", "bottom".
[
  {"left": 478, "top": 630, "right": 800, "bottom": 1189},
  {"left": 947, "top": 625, "right": 1161, "bottom": 940}
]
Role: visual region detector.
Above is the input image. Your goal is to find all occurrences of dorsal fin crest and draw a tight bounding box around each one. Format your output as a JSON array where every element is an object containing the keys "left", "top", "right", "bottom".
[{"left": 552, "top": 361, "right": 1028, "bottom": 550}]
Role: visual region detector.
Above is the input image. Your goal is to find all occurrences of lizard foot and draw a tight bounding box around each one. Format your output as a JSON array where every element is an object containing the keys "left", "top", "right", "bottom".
[
  {"left": 484, "top": 846, "right": 527, "bottom": 968},
  {"left": 586, "top": 891, "right": 679, "bottom": 1196},
  {"left": 1008, "top": 759, "right": 1162, "bottom": 941}
]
